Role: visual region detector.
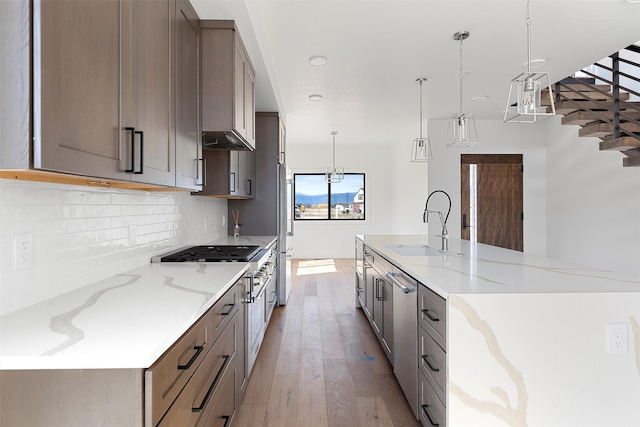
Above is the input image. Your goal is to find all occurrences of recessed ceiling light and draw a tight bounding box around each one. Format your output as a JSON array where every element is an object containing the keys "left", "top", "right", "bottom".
[
  {"left": 309, "top": 94, "right": 323, "bottom": 101},
  {"left": 309, "top": 56, "right": 328, "bottom": 66},
  {"left": 525, "top": 59, "right": 546, "bottom": 68},
  {"left": 627, "top": 0, "right": 640, "bottom": 4},
  {"left": 472, "top": 96, "right": 489, "bottom": 102}
]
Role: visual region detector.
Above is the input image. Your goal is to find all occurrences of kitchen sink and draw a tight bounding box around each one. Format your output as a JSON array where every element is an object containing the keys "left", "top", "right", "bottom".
[{"left": 385, "top": 244, "right": 443, "bottom": 257}]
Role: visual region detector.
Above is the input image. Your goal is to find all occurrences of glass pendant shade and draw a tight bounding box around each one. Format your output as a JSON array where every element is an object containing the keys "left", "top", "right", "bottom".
[
  {"left": 504, "top": 0, "right": 555, "bottom": 123},
  {"left": 447, "top": 31, "right": 479, "bottom": 148},
  {"left": 325, "top": 131, "right": 344, "bottom": 183},
  {"left": 411, "top": 137, "right": 433, "bottom": 162},
  {"left": 446, "top": 113, "right": 479, "bottom": 147},
  {"left": 325, "top": 166, "right": 344, "bottom": 183},
  {"left": 410, "top": 78, "right": 432, "bottom": 162},
  {"left": 504, "top": 71, "right": 556, "bottom": 122}
]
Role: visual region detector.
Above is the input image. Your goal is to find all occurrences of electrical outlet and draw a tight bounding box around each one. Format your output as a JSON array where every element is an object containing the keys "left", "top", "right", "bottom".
[
  {"left": 607, "top": 323, "right": 628, "bottom": 354},
  {"left": 13, "top": 233, "right": 34, "bottom": 271}
]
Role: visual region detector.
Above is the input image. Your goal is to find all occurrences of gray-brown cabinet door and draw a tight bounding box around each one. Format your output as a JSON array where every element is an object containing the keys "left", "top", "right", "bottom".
[
  {"left": 36, "top": 0, "right": 128, "bottom": 180},
  {"left": 122, "top": 0, "right": 175, "bottom": 186},
  {"left": 175, "top": 0, "right": 202, "bottom": 190}
]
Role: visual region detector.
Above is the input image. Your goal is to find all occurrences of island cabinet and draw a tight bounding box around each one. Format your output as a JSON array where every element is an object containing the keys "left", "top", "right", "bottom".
[
  {"left": 200, "top": 20, "right": 256, "bottom": 151},
  {"left": 0, "top": 0, "right": 203, "bottom": 190},
  {"left": 363, "top": 245, "right": 394, "bottom": 363},
  {"left": 0, "top": 279, "right": 245, "bottom": 427},
  {"left": 418, "top": 285, "right": 447, "bottom": 427}
]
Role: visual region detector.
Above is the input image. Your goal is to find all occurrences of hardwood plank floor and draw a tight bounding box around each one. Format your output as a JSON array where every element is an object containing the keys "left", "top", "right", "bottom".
[{"left": 233, "top": 258, "right": 422, "bottom": 427}]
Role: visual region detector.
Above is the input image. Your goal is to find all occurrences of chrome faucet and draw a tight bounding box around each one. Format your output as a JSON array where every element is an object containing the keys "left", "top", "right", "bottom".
[{"left": 423, "top": 190, "right": 452, "bottom": 251}]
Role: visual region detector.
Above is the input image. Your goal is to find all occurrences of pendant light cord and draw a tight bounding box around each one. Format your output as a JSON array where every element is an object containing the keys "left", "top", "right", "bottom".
[
  {"left": 526, "top": 0, "right": 531, "bottom": 75},
  {"left": 418, "top": 78, "right": 424, "bottom": 139},
  {"left": 459, "top": 34, "right": 464, "bottom": 115}
]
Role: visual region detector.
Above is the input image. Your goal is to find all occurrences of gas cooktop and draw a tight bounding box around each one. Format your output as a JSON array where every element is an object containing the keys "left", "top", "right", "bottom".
[{"left": 154, "top": 245, "right": 261, "bottom": 263}]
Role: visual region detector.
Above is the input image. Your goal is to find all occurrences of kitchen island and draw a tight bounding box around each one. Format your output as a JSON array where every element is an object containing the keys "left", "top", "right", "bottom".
[
  {"left": 357, "top": 234, "right": 640, "bottom": 427},
  {"left": 0, "top": 235, "right": 275, "bottom": 426}
]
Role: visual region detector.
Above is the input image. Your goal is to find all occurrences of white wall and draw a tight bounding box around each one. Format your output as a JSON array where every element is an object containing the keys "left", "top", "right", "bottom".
[
  {"left": 0, "top": 179, "right": 228, "bottom": 316},
  {"left": 427, "top": 119, "right": 549, "bottom": 256},
  {"left": 546, "top": 121, "right": 640, "bottom": 277},
  {"left": 288, "top": 142, "right": 428, "bottom": 259}
]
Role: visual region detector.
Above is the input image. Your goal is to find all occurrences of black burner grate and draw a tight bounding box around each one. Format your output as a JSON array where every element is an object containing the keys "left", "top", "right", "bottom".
[{"left": 160, "top": 245, "right": 261, "bottom": 262}]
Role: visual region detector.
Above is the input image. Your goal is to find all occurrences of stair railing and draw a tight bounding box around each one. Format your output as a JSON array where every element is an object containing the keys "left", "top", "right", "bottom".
[{"left": 554, "top": 44, "right": 640, "bottom": 144}]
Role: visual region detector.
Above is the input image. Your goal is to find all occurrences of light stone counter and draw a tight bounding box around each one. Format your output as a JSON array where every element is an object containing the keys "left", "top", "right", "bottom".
[
  {"left": 358, "top": 234, "right": 640, "bottom": 427},
  {"left": 0, "top": 236, "right": 276, "bottom": 370}
]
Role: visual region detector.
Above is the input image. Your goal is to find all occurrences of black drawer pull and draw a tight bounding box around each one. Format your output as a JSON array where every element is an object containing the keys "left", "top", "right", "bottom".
[
  {"left": 222, "top": 415, "right": 231, "bottom": 427},
  {"left": 178, "top": 345, "right": 204, "bottom": 370},
  {"left": 422, "top": 354, "right": 440, "bottom": 372},
  {"left": 422, "top": 404, "right": 440, "bottom": 426},
  {"left": 192, "top": 355, "right": 230, "bottom": 413},
  {"left": 422, "top": 308, "right": 440, "bottom": 322},
  {"left": 221, "top": 303, "right": 236, "bottom": 316}
]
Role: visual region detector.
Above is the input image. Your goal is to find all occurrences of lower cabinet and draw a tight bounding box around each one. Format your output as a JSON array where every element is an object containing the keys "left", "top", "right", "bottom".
[
  {"left": 0, "top": 280, "right": 246, "bottom": 427},
  {"left": 363, "top": 246, "right": 394, "bottom": 364},
  {"left": 419, "top": 370, "right": 447, "bottom": 427}
]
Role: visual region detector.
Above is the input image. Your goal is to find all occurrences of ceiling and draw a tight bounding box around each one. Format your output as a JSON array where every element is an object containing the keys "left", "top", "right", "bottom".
[{"left": 190, "top": 0, "right": 640, "bottom": 146}]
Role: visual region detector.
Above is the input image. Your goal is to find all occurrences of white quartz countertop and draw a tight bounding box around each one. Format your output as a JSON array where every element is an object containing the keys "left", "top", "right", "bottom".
[
  {"left": 358, "top": 234, "right": 640, "bottom": 298},
  {"left": 0, "top": 236, "right": 276, "bottom": 370}
]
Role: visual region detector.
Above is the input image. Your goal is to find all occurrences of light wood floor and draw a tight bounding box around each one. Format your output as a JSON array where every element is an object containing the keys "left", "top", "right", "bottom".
[{"left": 233, "top": 258, "right": 422, "bottom": 427}]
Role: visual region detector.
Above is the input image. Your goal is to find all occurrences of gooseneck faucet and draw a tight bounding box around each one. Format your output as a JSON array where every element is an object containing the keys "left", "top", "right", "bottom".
[{"left": 423, "top": 190, "right": 452, "bottom": 251}]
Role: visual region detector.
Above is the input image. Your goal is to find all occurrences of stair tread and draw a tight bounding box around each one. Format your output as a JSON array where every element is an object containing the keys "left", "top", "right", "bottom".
[
  {"left": 579, "top": 122, "right": 640, "bottom": 138},
  {"left": 599, "top": 136, "right": 640, "bottom": 152},
  {"left": 543, "top": 91, "right": 630, "bottom": 102},
  {"left": 552, "top": 83, "right": 612, "bottom": 92},
  {"left": 561, "top": 110, "right": 640, "bottom": 126},
  {"left": 554, "top": 100, "right": 640, "bottom": 115}
]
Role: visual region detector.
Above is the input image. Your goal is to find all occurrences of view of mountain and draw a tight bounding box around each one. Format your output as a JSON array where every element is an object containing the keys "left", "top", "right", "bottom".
[{"left": 295, "top": 192, "right": 357, "bottom": 206}]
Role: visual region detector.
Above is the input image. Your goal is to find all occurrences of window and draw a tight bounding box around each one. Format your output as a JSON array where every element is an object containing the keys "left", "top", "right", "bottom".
[{"left": 294, "top": 173, "right": 365, "bottom": 220}]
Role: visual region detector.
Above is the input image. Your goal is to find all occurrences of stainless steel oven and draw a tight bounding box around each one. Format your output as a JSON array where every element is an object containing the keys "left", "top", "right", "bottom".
[{"left": 245, "top": 244, "right": 277, "bottom": 375}]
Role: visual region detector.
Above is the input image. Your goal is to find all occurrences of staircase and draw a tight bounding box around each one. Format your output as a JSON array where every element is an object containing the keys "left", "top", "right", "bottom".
[{"left": 543, "top": 44, "right": 640, "bottom": 167}]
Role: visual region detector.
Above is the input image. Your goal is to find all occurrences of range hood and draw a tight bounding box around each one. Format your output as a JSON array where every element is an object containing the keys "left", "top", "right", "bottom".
[{"left": 202, "top": 131, "right": 252, "bottom": 150}]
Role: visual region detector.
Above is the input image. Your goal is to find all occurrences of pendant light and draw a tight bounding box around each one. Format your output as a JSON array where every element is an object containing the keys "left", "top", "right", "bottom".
[
  {"left": 325, "top": 130, "right": 344, "bottom": 183},
  {"left": 447, "top": 31, "right": 479, "bottom": 147},
  {"left": 411, "top": 78, "right": 433, "bottom": 162},
  {"left": 504, "top": 0, "right": 556, "bottom": 123}
]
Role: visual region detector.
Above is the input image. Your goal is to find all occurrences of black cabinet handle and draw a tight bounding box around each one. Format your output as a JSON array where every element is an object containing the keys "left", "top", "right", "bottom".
[
  {"left": 177, "top": 345, "right": 204, "bottom": 370},
  {"left": 135, "top": 130, "right": 143, "bottom": 174},
  {"left": 422, "top": 405, "right": 440, "bottom": 426},
  {"left": 422, "top": 354, "right": 440, "bottom": 372},
  {"left": 192, "top": 355, "right": 230, "bottom": 412},
  {"left": 221, "top": 303, "right": 236, "bottom": 316},
  {"left": 246, "top": 179, "right": 252, "bottom": 195},
  {"left": 462, "top": 213, "right": 468, "bottom": 230},
  {"left": 125, "top": 127, "right": 143, "bottom": 174},
  {"left": 196, "top": 158, "right": 205, "bottom": 186},
  {"left": 222, "top": 415, "right": 231, "bottom": 427},
  {"left": 422, "top": 308, "right": 440, "bottom": 322},
  {"left": 230, "top": 172, "right": 236, "bottom": 192},
  {"left": 125, "top": 127, "right": 136, "bottom": 173}
]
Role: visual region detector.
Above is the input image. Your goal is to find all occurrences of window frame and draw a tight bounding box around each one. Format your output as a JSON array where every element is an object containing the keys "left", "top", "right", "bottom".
[{"left": 293, "top": 172, "right": 366, "bottom": 221}]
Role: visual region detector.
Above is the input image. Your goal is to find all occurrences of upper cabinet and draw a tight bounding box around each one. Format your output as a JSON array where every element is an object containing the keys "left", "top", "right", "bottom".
[
  {"left": 175, "top": 0, "right": 204, "bottom": 191},
  {"left": 200, "top": 20, "right": 256, "bottom": 151},
  {"left": 198, "top": 150, "right": 255, "bottom": 199},
  {"left": 1, "top": 0, "right": 203, "bottom": 190}
]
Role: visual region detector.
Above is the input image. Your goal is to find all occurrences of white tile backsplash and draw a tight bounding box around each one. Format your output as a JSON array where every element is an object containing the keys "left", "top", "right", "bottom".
[{"left": 0, "top": 179, "right": 227, "bottom": 316}]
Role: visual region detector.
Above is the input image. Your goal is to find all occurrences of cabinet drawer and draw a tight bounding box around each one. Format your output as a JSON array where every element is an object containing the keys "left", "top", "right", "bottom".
[
  {"left": 146, "top": 309, "right": 212, "bottom": 426},
  {"left": 158, "top": 313, "right": 238, "bottom": 427},
  {"left": 419, "top": 285, "right": 446, "bottom": 350},
  {"left": 419, "top": 370, "right": 446, "bottom": 427},
  {"left": 370, "top": 249, "right": 393, "bottom": 277},
  {"left": 419, "top": 325, "right": 446, "bottom": 403},
  {"left": 197, "top": 360, "right": 238, "bottom": 427},
  {"left": 211, "top": 284, "right": 240, "bottom": 345}
]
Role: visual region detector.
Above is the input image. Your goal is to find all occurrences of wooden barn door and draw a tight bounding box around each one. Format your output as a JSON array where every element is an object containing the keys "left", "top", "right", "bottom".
[{"left": 460, "top": 154, "right": 523, "bottom": 251}]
